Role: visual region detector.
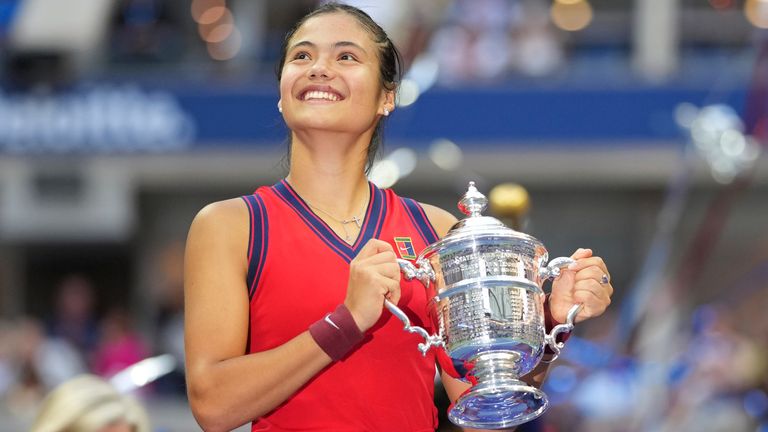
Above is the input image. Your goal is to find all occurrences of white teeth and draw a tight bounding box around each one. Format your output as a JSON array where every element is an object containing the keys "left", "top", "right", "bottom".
[{"left": 303, "top": 90, "right": 340, "bottom": 101}]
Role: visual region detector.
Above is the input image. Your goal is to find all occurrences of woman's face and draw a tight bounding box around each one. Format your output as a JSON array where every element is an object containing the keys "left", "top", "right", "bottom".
[{"left": 278, "top": 12, "right": 393, "bottom": 137}]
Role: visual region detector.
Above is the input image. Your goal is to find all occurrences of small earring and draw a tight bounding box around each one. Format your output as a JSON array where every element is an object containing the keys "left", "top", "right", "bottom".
[
  {"left": 277, "top": 102, "right": 282, "bottom": 113},
  {"left": 383, "top": 108, "right": 390, "bottom": 116}
]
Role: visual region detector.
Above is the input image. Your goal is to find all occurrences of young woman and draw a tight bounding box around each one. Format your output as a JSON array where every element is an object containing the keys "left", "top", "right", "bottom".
[{"left": 184, "top": 4, "right": 613, "bottom": 431}]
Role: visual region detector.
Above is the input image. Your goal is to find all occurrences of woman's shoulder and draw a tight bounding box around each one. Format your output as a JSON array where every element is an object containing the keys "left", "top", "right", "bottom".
[
  {"left": 414, "top": 202, "right": 457, "bottom": 239},
  {"left": 188, "top": 197, "right": 250, "bottom": 238},
  {"left": 195, "top": 197, "right": 249, "bottom": 223}
]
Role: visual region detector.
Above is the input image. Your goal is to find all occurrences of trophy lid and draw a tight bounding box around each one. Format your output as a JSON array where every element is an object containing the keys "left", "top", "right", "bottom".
[{"left": 434, "top": 181, "right": 544, "bottom": 251}]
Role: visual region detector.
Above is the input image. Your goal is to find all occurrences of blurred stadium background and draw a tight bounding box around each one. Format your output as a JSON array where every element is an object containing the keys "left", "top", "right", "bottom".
[{"left": 0, "top": 0, "right": 767, "bottom": 431}]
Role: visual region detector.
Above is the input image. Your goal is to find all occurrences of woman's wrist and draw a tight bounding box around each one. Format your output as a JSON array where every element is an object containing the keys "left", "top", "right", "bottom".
[
  {"left": 309, "top": 304, "right": 365, "bottom": 361},
  {"left": 544, "top": 294, "right": 571, "bottom": 355}
]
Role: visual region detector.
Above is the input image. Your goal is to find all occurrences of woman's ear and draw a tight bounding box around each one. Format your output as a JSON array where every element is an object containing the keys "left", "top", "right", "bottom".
[{"left": 380, "top": 89, "right": 395, "bottom": 116}]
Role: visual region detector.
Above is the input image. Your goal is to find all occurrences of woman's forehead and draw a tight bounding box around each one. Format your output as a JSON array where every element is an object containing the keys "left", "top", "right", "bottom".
[{"left": 291, "top": 12, "right": 375, "bottom": 48}]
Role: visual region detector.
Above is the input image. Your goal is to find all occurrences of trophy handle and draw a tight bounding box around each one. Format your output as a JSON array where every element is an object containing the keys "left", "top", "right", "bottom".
[
  {"left": 540, "top": 256, "right": 581, "bottom": 363},
  {"left": 384, "top": 299, "right": 444, "bottom": 356},
  {"left": 397, "top": 258, "right": 435, "bottom": 286},
  {"left": 542, "top": 304, "right": 582, "bottom": 363},
  {"left": 540, "top": 256, "right": 575, "bottom": 280}
]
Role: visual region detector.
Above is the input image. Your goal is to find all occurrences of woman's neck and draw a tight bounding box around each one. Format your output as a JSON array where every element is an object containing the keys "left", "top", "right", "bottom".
[{"left": 286, "top": 130, "right": 371, "bottom": 217}]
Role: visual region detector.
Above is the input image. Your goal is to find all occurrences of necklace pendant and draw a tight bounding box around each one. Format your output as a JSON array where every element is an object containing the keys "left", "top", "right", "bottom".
[{"left": 346, "top": 215, "right": 362, "bottom": 228}]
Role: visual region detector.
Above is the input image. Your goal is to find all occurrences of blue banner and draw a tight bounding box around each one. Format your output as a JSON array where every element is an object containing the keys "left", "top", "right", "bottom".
[{"left": 0, "top": 81, "right": 747, "bottom": 154}]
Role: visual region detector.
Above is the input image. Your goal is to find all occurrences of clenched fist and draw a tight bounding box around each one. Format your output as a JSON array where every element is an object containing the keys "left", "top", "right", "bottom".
[{"left": 344, "top": 239, "right": 402, "bottom": 332}]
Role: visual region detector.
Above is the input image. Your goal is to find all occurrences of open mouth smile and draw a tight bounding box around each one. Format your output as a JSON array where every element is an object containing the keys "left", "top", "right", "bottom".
[{"left": 300, "top": 88, "right": 344, "bottom": 102}]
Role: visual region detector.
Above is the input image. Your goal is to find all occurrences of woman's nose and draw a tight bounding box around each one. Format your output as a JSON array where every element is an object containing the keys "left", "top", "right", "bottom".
[{"left": 308, "top": 59, "right": 332, "bottom": 79}]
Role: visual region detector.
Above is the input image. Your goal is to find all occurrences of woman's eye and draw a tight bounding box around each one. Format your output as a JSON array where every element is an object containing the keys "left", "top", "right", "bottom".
[
  {"left": 339, "top": 53, "right": 357, "bottom": 61},
  {"left": 293, "top": 52, "right": 310, "bottom": 61}
]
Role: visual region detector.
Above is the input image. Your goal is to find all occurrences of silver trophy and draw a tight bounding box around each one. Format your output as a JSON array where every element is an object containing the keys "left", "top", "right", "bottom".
[{"left": 384, "top": 182, "right": 582, "bottom": 429}]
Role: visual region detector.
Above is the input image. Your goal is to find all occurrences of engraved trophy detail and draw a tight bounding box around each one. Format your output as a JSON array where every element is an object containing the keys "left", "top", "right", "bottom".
[{"left": 383, "top": 182, "right": 582, "bottom": 429}]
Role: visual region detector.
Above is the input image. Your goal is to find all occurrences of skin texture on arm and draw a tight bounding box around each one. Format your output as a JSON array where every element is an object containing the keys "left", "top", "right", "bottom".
[
  {"left": 184, "top": 199, "right": 335, "bottom": 432},
  {"left": 184, "top": 199, "right": 403, "bottom": 431}
]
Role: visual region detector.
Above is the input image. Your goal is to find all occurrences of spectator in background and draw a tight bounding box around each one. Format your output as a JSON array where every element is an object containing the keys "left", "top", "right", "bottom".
[
  {"left": 46, "top": 274, "right": 100, "bottom": 364},
  {"left": 30, "top": 374, "right": 150, "bottom": 432},
  {"left": 1, "top": 317, "right": 86, "bottom": 423},
  {"left": 151, "top": 240, "right": 187, "bottom": 396},
  {"left": 428, "top": 0, "right": 562, "bottom": 84},
  {"left": 92, "top": 308, "right": 149, "bottom": 379}
]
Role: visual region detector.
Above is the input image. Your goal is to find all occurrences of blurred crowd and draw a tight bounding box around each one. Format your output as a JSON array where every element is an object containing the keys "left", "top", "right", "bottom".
[
  {"left": 0, "top": 0, "right": 570, "bottom": 88},
  {"left": 539, "top": 270, "right": 768, "bottom": 432},
  {"left": 0, "top": 1, "right": 766, "bottom": 431},
  {"left": 0, "top": 242, "right": 186, "bottom": 428}
]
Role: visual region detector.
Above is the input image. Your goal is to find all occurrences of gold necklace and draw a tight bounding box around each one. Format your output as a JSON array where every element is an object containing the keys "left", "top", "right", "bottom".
[{"left": 304, "top": 199, "right": 367, "bottom": 243}]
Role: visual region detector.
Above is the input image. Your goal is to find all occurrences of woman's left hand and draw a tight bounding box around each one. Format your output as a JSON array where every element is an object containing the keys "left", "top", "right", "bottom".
[{"left": 549, "top": 248, "right": 613, "bottom": 324}]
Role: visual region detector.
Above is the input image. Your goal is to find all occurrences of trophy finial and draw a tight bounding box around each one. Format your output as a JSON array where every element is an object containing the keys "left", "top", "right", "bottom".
[{"left": 458, "top": 181, "right": 488, "bottom": 217}]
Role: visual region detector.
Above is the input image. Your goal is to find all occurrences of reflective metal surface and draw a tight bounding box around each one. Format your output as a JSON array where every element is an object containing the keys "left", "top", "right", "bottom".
[{"left": 386, "top": 181, "right": 581, "bottom": 429}]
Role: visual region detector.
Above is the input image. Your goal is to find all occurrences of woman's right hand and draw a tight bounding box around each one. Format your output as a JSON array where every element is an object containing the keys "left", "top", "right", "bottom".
[{"left": 345, "top": 239, "right": 401, "bottom": 332}]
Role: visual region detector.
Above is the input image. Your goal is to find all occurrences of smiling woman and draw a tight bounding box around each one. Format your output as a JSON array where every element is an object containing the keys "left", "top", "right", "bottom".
[
  {"left": 182, "top": 3, "right": 614, "bottom": 432},
  {"left": 276, "top": 5, "right": 399, "bottom": 175}
]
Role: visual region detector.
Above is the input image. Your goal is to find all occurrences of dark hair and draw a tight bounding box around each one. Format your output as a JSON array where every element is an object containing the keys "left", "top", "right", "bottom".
[{"left": 275, "top": 2, "right": 403, "bottom": 173}]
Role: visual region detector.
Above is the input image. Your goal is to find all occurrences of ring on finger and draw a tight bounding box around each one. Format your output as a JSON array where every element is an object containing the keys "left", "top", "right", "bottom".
[{"left": 600, "top": 274, "right": 610, "bottom": 285}]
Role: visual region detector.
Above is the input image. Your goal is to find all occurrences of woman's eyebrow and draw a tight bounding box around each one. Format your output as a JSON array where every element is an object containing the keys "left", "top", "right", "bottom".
[
  {"left": 334, "top": 41, "right": 367, "bottom": 54},
  {"left": 289, "top": 40, "right": 368, "bottom": 55}
]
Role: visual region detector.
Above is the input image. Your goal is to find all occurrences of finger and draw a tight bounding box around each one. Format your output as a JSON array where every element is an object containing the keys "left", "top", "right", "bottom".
[
  {"left": 572, "top": 280, "right": 611, "bottom": 313},
  {"left": 568, "top": 256, "right": 608, "bottom": 274},
  {"left": 572, "top": 267, "right": 614, "bottom": 297},
  {"left": 570, "top": 248, "right": 593, "bottom": 260},
  {"left": 569, "top": 293, "right": 608, "bottom": 321},
  {"left": 573, "top": 265, "right": 608, "bottom": 283},
  {"left": 372, "top": 261, "right": 401, "bottom": 281},
  {"left": 362, "top": 249, "right": 398, "bottom": 265},
  {"left": 358, "top": 239, "right": 395, "bottom": 257},
  {"left": 382, "top": 278, "right": 401, "bottom": 304}
]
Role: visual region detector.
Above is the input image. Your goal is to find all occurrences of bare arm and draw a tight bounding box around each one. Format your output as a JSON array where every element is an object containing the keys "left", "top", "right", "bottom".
[
  {"left": 184, "top": 199, "right": 333, "bottom": 431},
  {"left": 185, "top": 199, "right": 402, "bottom": 431}
]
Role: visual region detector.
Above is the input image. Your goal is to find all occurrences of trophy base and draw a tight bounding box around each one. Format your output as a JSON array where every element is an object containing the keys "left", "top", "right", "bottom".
[{"left": 448, "top": 380, "right": 548, "bottom": 430}]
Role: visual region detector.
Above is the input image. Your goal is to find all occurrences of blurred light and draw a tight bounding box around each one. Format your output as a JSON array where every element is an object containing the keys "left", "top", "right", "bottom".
[
  {"left": 674, "top": 103, "right": 699, "bottom": 129},
  {"left": 387, "top": 147, "right": 418, "bottom": 178},
  {"left": 546, "top": 365, "right": 578, "bottom": 394},
  {"left": 203, "top": 23, "right": 235, "bottom": 44},
  {"left": 368, "top": 159, "right": 400, "bottom": 188},
  {"left": 207, "top": 27, "right": 242, "bottom": 61},
  {"left": 744, "top": 390, "right": 768, "bottom": 418},
  {"left": 429, "top": 139, "right": 463, "bottom": 171},
  {"left": 397, "top": 79, "right": 420, "bottom": 107},
  {"left": 406, "top": 54, "right": 439, "bottom": 93},
  {"left": 367, "top": 148, "right": 417, "bottom": 187},
  {"left": 110, "top": 354, "right": 176, "bottom": 393},
  {"left": 198, "top": 8, "right": 233, "bottom": 42},
  {"left": 745, "top": 0, "right": 768, "bottom": 28},
  {"left": 720, "top": 129, "right": 746, "bottom": 157},
  {"left": 685, "top": 103, "right": 761, "bottom": 184},
  {"left": 191, "top": 0, "right": 225, "bottom": 23},
  {"left": 197, "top": 6, "right": 227, "bottom": 25},
  {"left": 550, "top": 0, "right": 593, "bottom": 32},
  {"left": 397, "top": 54, "right": 440, "bottom": 108},
  {"left": 489, "top": 183, "right": 530, "bottom": 219},
  {"left": 573, "top": 370, "right": 634, "bottom": 419},
  {"left": 709, "top": 0, "right": 734, "bottom": 9}
]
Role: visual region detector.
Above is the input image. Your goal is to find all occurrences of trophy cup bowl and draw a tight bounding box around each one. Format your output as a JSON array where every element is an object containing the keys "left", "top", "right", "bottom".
[{"left": 384, "top": 182, "right": 581, "bottom": 430}]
